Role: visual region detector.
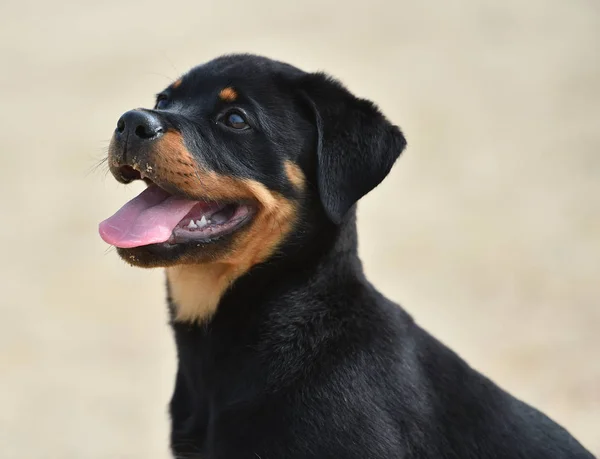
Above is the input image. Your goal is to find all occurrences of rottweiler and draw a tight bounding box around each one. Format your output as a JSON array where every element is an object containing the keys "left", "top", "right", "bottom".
[{"left": 99, "top": 54, "right": 594, "bottom": 458}]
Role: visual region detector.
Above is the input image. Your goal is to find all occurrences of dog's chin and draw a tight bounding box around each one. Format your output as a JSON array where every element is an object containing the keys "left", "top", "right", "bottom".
[{"left": 117, "top": 242, "right": 220, "bottom": 268}]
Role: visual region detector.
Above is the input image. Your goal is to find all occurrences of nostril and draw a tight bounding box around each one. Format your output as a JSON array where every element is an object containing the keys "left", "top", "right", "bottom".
[
  {"left": 116, "top": 110, "right": 164, "bottom": 140},
  {"left": 134, "top": 124, "right": 163, "bottom": 140},
  {"left": 116, "top": 117, "right": 125, "bottom": 133}
]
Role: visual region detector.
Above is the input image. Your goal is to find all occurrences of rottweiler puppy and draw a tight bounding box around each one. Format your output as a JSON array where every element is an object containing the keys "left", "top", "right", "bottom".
[{"left": 99, "top": 54, "right": 594, "bottom": 459}]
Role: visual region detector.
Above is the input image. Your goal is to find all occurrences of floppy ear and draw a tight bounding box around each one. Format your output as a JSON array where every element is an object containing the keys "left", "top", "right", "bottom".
[{"left": 299, "top": 73, "right": 407, "bottom": 224}]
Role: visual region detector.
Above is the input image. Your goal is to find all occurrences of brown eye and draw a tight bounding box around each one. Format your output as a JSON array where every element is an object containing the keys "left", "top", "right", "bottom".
[{"left": 223, "top": 111, "right": 249, "bottom": 130}]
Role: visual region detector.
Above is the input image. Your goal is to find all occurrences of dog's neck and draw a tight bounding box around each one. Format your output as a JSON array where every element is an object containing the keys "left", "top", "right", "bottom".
[
  {"left": 166, "top": 262, "right": 244, "bottom": 323},
  {"left": 166, "top": 210, "right": 360, "bottom": 324}
]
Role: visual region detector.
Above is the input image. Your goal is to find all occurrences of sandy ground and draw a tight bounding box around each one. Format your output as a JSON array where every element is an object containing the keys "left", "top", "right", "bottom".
[{"left": 0, "top": 0, "right": 598, "bottom": 457}]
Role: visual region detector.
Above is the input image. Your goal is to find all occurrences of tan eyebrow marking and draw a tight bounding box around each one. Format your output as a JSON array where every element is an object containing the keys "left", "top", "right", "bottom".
[
  {"left": 172, "top": 78, "right": 182, "bottom": 89},
  {"left": 219, "top": 87, "right": 238, "bottom": 102}
]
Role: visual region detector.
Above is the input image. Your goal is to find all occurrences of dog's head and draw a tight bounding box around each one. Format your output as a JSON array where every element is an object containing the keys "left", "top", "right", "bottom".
[{"left": 99, "top": 54, "right": 406, "bottom": 320}]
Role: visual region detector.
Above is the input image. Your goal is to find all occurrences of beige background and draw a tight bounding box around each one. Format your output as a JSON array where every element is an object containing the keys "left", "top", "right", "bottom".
[{"left": 1, "top": 0, "right": 598, "bottom": 457}]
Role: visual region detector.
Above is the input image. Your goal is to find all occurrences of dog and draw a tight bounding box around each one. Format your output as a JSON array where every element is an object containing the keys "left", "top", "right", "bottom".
[{"left": 99, "top": 54, "right": 594, "bottom": 458}]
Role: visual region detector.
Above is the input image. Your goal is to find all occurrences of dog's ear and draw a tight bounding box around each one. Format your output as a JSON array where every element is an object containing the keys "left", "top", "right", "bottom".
[{"left": 298, "top": 72, "right": 407, "bottom": 224}]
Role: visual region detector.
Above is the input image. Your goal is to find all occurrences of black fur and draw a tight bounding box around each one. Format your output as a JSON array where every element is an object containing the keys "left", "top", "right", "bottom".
[
  {"left": 112, "top": 54, "right": 594, "bottom": 458},
  {"left": 299, "top": 73, "right": 406, "bottom": 224}
]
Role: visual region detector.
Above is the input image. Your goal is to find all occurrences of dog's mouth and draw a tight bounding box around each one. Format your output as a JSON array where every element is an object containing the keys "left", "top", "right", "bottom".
[{"left": 99, "top": 172, "right": 255, "bottom": 249}]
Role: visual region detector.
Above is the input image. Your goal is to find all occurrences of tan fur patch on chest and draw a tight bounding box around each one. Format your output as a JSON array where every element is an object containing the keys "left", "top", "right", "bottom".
[{"left": 167, "top": 263, "right": 239, "bottom": 322}]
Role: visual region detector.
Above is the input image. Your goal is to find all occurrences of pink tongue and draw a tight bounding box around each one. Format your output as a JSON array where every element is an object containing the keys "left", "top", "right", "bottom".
[{"left": 99, "top": 185, "right": 198, "bottom": 248}]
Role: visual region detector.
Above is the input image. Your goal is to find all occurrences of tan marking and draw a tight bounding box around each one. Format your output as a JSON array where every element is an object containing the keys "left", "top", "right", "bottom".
[
  {"left": 219, "top": 87, "right": 237, "bottom": 102},
  {"left": 172, "top": 78, "right": 182, "bottom": 89},
  {"left": 284, "top": 160, "right": 305, "bottom": 189},
  {"left": 167, "top": 263, "right": 233, "bottom": 322},
  {"left": 154, "top": 133, "right": 297, "bottom": 323}
]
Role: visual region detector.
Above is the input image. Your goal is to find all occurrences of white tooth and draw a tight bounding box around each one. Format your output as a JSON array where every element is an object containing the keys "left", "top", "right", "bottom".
[
  {"left": 197, "top": 216, "right": 208, "bottom": 228},
  {"left": 187, "top": 220, "right": 198, "bottom": 229}
]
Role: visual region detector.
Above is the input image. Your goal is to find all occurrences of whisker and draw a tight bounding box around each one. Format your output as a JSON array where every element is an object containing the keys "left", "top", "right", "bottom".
[{"left": 86, "top": 142, "right": 111, "bottom": 177}]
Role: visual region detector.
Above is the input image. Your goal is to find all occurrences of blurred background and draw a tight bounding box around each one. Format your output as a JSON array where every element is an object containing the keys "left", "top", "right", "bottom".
[{"left": 1, "top": 0, "right": 598, "bottom": 457}]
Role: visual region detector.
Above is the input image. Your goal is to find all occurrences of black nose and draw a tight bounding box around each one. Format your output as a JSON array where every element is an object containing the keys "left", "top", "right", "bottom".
[{"left": 116, "top": 110, "right": 164, "bottom": 140}]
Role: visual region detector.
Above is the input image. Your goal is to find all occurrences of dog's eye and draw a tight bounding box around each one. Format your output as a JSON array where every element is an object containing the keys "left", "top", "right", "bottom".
[
  {"left": 155, "top": 95, "right": 169, "bottom": 110},
  {"left": 222, "top": 111, "right": 249, "bottom": 130}
]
